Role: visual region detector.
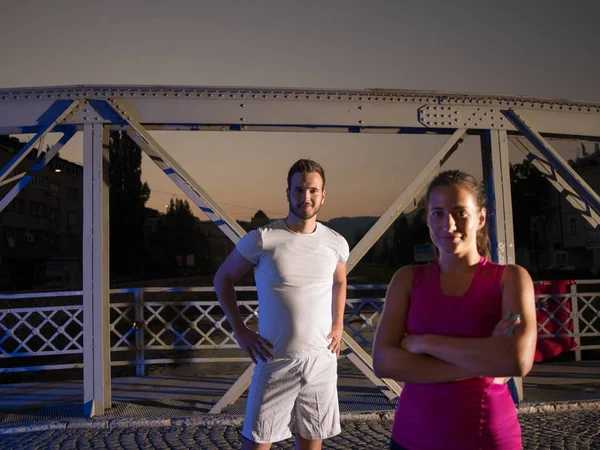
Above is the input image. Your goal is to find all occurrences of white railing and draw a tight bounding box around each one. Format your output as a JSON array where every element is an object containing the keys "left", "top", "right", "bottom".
[{"left": 0, "top": 282, "right": 598, "bottom": 374}]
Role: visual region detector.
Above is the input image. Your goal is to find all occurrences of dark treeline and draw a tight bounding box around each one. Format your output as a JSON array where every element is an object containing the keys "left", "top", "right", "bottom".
[
  {"left": 109, "top": 131, "right": 213, "bottom": 283},
  {"left": 111, "top": 135, "right": 600, "bottom": 282}
]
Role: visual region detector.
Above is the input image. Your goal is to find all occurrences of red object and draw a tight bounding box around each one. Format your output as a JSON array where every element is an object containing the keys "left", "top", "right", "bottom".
[{"left": 534, "top": 280, "right": 578, "bottom": 362}]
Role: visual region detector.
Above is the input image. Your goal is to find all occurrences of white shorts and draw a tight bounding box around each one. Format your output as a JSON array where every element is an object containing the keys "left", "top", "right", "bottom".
[{"left": 242, "top": 352, "right": 340, "bottom": 444}]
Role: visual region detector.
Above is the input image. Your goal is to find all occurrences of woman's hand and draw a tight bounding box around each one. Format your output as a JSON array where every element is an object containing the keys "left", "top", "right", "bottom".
[
  {"left": 492, "top": 312, "right": 522, "bottom": 337},
  {"left": 400, "top": 334, "right": 428, "bottom": 354}
]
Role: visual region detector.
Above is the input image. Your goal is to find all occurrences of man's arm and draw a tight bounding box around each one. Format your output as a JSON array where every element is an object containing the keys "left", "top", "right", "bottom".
[
  {"left": 402, "top": 265, "right": 537, "bottom": 378},
  {"left": 327, "top": 262, "right": 347, "bottom": 355},
  {"left": 213, "top": 249, "right": 273, "bottom": 363},
  {"left": 373, "top": 266, "right": 479, "bottom": 384}
]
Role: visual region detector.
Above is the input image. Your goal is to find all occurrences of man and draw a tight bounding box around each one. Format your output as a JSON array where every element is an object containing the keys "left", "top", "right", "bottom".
[{"left": 214, "top": 159, "right": 349, "bottom": 450}]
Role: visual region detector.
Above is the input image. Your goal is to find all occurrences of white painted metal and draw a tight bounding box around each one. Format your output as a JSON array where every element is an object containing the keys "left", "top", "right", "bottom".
[
  {"left": 347, "top": 128, "right": 467, "bottom": 273},
  {"left": 106, "top": 98, "right": 246, "bottom": 242},
  {"left": 0, "top": 128, "right": 76, "bottom": 213},
  {"left": 0, "top": 99, "right": 83, "bottom": 184},
  {"left": 570, "top": 284, "right": 583, "bottom": 362},
  {"left": 341, "top": 331, "right": 403, "bottom": 400},
  {"left": 0, "top": 172, "right": 26, "bottom": 187},
  {"left": 82, "top": 123, "right": 111, "bottom": 417},
  {"left": 509, "top": 137, "right": 600, "bottom": 228},
  {"left": 1, "top": 84, "right": 599, "bottom": 414},
  {"left": 481, "top": 130, "right": 516, "bottom": 265},
  {"left": 209, "top": 363, "right": 255, "bottom": 414},
  {"left": 98, "top": 97, "right": 399, "bottom": 406},
  {"left": 503, "top": 109, "right": 600, "bottom": 224},
  {"left": 481, "top": 129, "right": 520, "bottom": 400},
  {"left": 1, "top": 284, "right": 598, "bottom": 392},
  {"left": 0, "top": 86, "right": 599, "bottom": 138}
]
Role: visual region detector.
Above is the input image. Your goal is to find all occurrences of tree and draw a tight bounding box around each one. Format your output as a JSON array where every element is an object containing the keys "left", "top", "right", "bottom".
[
  {"left": 109, "top": 131, "right": 151, "bottom": 280},
  {"left": 510, "top": 159, "right": 553, "bottom": 255},
  {"left": 391, "top": 215, "right": 413, "bottom": 265},
  {"left": 410, "top": 208, "right": 430, "bottom": 245},
  {"left": 147, "top": 198, "right": 212, "bottom": 277}
]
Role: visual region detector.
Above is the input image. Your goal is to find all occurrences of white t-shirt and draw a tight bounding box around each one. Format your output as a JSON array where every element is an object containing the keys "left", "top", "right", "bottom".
[{"left": 236, "top": 219, "right": 350, "bottom": 358}]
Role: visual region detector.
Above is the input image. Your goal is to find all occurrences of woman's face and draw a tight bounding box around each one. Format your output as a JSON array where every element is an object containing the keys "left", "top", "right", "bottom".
[{"left": 427, "top": 184, "right": 486, "bottom": 257}]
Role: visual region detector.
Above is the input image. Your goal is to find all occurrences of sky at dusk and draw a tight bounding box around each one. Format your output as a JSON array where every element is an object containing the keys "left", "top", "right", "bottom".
[{"left": 2, "top": 0, "right": 599, "bottom": 221}]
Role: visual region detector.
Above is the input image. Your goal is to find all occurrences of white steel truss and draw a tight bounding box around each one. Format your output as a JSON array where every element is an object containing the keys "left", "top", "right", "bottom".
[{"left": 1, "top": 85, "right": 599, "bottom": 413}]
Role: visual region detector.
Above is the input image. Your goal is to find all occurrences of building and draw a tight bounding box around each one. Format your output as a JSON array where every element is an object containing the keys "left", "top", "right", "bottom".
[
  {"left": 515, "top": 146, "right": 600, "bottom": 277},
  {"left": 0, "top": 136, "right": 83, "bottom": 291},
  {"left": 558, "top": 149, "right": 600, "bottom": 274}
]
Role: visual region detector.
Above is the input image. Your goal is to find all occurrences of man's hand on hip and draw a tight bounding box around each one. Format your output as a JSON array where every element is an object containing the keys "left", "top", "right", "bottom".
[
  {"left": 327, "top": 323, "right": 343, "bottom": 356},
  {"left": 234, "top": 326, "right": 274, "bottom": 364}
]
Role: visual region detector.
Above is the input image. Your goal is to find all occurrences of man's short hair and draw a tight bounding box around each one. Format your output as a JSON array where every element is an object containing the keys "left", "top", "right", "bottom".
[{"left": 287, "top": 159, "right": 326, "bottom": 189}]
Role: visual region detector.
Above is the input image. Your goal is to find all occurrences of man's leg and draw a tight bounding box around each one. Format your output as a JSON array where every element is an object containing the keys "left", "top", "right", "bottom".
[
  {"left": 243, "top": 359, "right": 301, "bottom": 447},
  {"left": 296, "top": 435, "right": 322, "bottom": 450},
  {"left": 295, "top": 353, "right": 340, "bottom": 447},
  {"left": 242, "top": 436, "right": 271, "bottom": 450}
]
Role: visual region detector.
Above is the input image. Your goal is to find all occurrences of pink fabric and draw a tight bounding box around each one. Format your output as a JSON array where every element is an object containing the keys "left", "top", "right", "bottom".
[{"left": 391, "top": 258, "right": 522, "bottom": 450}]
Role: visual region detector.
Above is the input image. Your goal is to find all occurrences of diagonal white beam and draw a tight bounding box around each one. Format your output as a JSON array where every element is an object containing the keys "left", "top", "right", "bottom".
[
  {"left": 341, "top": 331, "right": 403, "bottom": 399},
  {"left": 347, "top": 128, "right": 467, "bottom": 273},
  {"left": 209, "top": 363, "right": 254, "bottom": 414},
  {"left": 0, "top": 100, "right": 83, "bottom": 184},
  {"left": 105, "top": 98, "right": 246, "bottom": 243},
  {"left": 0, "top": 172, "right": 26, "bottom": 187},
  {"left": 503, "top": 109, "right": 600, "bottom": 225},
  {"left": 0, "top": 128, "right": 76, "bottom": 213},
  {"left": 509, "top": 136, "right": 600, "bottom": 228}
]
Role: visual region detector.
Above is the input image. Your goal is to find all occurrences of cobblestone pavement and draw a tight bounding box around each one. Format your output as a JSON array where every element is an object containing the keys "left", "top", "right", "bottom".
[{"left": 1, "top": 410, "right": 600, "bottom": 450}]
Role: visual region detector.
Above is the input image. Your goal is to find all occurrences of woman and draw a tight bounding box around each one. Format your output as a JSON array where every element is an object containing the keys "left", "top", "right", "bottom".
[{"left": 373, "top": 170, "right": 537, "bottom": 450}]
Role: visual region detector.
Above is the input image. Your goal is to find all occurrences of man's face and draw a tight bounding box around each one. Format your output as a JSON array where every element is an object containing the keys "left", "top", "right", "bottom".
[{"left": 286, "top": 171, "right": 326, "bottom": 220}]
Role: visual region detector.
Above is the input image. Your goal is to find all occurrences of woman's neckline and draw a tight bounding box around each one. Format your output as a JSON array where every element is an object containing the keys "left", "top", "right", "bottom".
[{"left": 434, "top": 256, "right": 486, "bottom": 297}]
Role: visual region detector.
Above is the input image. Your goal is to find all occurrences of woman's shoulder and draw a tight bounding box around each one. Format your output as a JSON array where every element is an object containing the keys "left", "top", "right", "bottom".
[
  {"left": 388, "top": 265, "right": 414, "bottom": 291},
  {"left": 501, "top": 264, "right": 533, "bottom": 285},
  {"left": 390, "top": 264, "right": 413, "bottom": 284},
  {"left": 390, "top": 262, "right": 436, "bottom": 289}
]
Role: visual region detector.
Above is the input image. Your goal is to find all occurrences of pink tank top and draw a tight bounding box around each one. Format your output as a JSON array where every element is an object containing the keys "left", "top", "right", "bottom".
[{"left": 391, "top": 258, "right": 522, "bottom": 450}]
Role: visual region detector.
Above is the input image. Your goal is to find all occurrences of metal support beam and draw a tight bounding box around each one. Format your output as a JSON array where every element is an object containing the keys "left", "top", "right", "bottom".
[
  {"left": 0, "top": 128, "right": 76, "bottom": 213},
  {"left": 0, "top": 172, "right": 26, "bottom": 188},
  {"left": 503, "top": 109, "right": 600, "bottom": 227},
  {"left": 105, "top": 98, "right": 246, "bottom": 243},
  {"left": 510, "top": 136, "right": 600, "bottom": 228},
  {"left": 347, "top": 128, "right": 467, "bottom": 273},
  {"left": 209, "top": 363, "right": 255, "bottom": 414},
  {"left": 83, "top": 123, "right": 111, "bottom": 417},
  {"left": 480, "top": 130, "right": 516, "bottom": 265},
  {"left": 340, "top": 331, "right": 402, "bottom": 400},
  {"left": 0, "top": 100, "right": 83, "bottom": 184},
  {"left": 480, "top": 129, "right": 522, "bottom": 402}
]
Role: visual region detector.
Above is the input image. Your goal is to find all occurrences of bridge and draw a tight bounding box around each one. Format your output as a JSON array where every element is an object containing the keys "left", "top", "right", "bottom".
[{"left": 0, "top": 85, "right": 599, "bottom": 418}]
